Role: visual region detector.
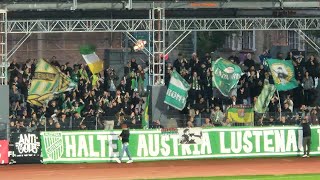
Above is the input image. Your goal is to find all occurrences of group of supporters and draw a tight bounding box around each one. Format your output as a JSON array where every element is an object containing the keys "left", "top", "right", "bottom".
[
  {"left": 8, "top": 57, "right": 149, "bottom": 132},
  {"left": 7, "top": 50, "right": 320, "bottom": 132},
  {"left": 165, "top": 51, "right": 320, "bottom": 127}
]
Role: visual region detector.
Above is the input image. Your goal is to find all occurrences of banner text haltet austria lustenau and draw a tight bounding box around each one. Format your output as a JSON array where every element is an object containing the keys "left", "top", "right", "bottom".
[{"left": 40, "top": 127, "right": 320, "bottom": 163}]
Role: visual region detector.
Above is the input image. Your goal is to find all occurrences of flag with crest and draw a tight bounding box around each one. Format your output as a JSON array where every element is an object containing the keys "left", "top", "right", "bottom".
[{"left": 27, "top": 59, "right": 76, "bottom": 106}]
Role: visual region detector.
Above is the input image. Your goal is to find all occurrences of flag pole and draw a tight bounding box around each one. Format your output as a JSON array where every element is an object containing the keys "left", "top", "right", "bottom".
[{"left": 276, "top": 90, "right": 282, "bottom": 120}]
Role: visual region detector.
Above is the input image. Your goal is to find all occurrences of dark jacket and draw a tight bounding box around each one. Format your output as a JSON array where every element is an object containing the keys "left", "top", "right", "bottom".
[
  {"left": 120, "top": 129, "right": 130, "bottom": 143},
  {"left": 302, "top": 122, "right": 311, "bottom": 137}
]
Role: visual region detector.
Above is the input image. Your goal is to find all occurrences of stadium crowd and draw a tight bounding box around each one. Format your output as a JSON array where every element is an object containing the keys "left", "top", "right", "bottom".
[{"left": 7, "top": 50, "right": 320, "bottom": 132}]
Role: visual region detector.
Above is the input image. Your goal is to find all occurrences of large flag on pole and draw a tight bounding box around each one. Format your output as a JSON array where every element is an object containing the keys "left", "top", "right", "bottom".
[
  {"left": 27, "top": 59, "right": 76, "bottom": 106},
  {"left": 164, "top": 70, "right": 191, "bottom": 110},
  {"left": 79, "top": 44, "right": 104, "bottom": 74},
  {"left": 267, "top": 59, "right": 298, "bottom": 91},
  {"left": 211, "top": 58, "right": 242, "bottom": 97},
  {"left": 254, "top": 83, "right": 276, "bottom": 113},
  {"left": 142, "top": 94, "right": 150, "bottom": 129}
]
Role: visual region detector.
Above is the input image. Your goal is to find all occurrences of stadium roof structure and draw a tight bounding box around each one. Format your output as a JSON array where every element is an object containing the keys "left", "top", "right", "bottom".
[
  {"left": 1, "top": 0, "right": 320, "bottom": 85},
  {"left": 0, "top": 0, "right": 320, "bottom": 11}
]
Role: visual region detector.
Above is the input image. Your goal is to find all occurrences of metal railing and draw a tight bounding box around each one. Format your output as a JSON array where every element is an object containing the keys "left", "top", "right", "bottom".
[
  {"left": 7, "top": 111, "right": 320, "bottom": 134},
  {"left": 0, "top": 122, "right": 8, "bottom": 140}
]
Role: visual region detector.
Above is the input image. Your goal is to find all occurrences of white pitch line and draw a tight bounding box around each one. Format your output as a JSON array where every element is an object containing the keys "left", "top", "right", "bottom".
[{"left": 237, "top": 175, "right": 318, "bottom": 180}]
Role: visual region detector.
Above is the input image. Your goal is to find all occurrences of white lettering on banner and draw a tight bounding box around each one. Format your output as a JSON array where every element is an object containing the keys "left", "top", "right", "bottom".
[
  {"left": 148, "top": 134, "right": 160, "bottom": 157},
  {"left": 243, "top": 131, "right": 253, "bottom": 153},
  {"left": 218, "top": 130, "right": 307, "bottom": 154},
  {"left": 231, "top": 132, "right": 242, "bottom": 153},
  {"left": 65, "top": 135, "right": 76, "bottom": 157},
  {"left": 160, "top": 136, "right": 170, "bottom": 157},
  {"left": 137, "top": 134, "right": 148, "bottom": 157},
  {"left": 88, "top": 135, "right": 99, "bottom": 157},
  {"left": 166, "top": 89, "right": 186, "bottom": 104},
  {"left": 78, "top": 135, "right": 89, "bottom": 157},
  {"left": 252, "top": 131, "right": 263, "bottom": 152},
  {"left": 200, "top": 133, "right": 212, "bottom": 154},
  {"left": 214, "top": 68, "right": 241, "bottom": 80},
  {"left": 274, "top": 130, "right": 285, "bottom": 152},
  {"left": 15, "top": 134, "right": 40, "bottom": 155},
  {"left": 97, "top": 135, "right": 108, "bottom": 157},
  {"left": 263, "top": 130, "right": 274, "bottom": 152},
  {"left": 318, "top": 129, "right": 320, "bottom": 151},
  {"left": 182, "top": 144, "right": 192, "bottom": 155},
  {"left": 108, "top": 135, "right": 118, "bottom": 158},
  {"left": 220, "top": 132, "right": 231, "bottom": 153},
  {"left": 137, "top": 133, "right": 212, "bottom": 157},
  {"left": 65, "top": 134, "right": 119, "bottom": 158},
  {"left": 193, "top": 144, "right": 201, "bottom": 155},
  {"left": 286, "top": 130, "right": 297, "bottom": 152},
  {"left": 171, "top": 135, "right": 179, "bottom": 156},
  {"left": 298, "top": 130, "right": 303, "bottom": 151}
]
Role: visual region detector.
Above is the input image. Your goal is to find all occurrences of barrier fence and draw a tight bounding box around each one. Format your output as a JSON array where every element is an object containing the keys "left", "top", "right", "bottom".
[
  {"left": 8, "top": 110, "right": 320, "bottom": 135},
  {"left": 2, "top": 126, "right": 320, "bottom": 164},
  {"left": 40, "top": 126, "right": 320, "bottom": 163}
]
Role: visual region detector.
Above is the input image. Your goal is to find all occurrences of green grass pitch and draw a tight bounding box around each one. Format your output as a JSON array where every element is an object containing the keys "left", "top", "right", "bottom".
[{"left": 150, "top": 174, "right": 320, "bottom": 180}]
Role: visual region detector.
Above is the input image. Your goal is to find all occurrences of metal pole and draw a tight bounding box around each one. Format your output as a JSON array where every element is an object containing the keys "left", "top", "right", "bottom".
[
  {"left": 193, "top": 31, "right": 197, "bottom": 53},
  {"left": 124, "top": 33, "right": 129, "bottom": 64},
  {"left": 71, "top": 0, "right": 77, "bottom": 10},
  {"left": 95, "top": 116, "right": 98, "bottom": 130},
  {"left": 276, "top": 90, "right": 282, "bottom": 120}
]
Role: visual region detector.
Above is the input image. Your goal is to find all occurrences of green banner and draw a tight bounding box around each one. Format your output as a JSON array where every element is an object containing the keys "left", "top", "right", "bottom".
[
  {"left": 40, "top": 127, "right": 320, "bottom": 163},
  {"left": 211, "top": 58, "right": 242, "bottom": 97}
]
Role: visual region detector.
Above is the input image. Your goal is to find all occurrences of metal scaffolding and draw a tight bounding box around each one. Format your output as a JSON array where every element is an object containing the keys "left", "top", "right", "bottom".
[
  {"left": 0, "top": 10, "right": 7, "bottom": 85},
  {"left": 151, "top": 6, "right": 166, "bottom": 86},
  {"left": 5, "top": 17, "right": 320, "bottom": 33},
  {"left": 295, "top": 30, "right": 320, "bottom": 54},
  {"left": 1, "top": 10, "right": 320, "bottom": 85},
  {"left": 2, "top": 1, "right": 320, "bottom": 11}
]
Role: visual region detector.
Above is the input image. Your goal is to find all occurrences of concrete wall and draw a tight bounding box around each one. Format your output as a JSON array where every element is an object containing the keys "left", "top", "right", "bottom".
[{"left": 8, "top": 32, "right": 123, "bottom": 65}]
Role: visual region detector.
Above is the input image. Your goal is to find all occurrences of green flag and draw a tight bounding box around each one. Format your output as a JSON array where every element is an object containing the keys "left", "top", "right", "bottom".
[
  {"left": 142, "top": 94, "right": 150, "bottom": 129},
  {"left": 28, "top": 59, "right": 76, "bottom": 106},
  {"left": 211, "top": 58, "right": 242, "bottom": 97},
  {"left": 254, "top": 83, "right": 276, "bottom": 113},
  {"left": 164, "top": 70, "right": 191, "bottom": 111},
  {"left": 267, "top": 59, "right": 298, "bottom": 91}
]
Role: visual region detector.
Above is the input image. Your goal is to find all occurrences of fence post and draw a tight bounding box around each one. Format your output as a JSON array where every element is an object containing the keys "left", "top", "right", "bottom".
[{"left": 95, "top": 116, "right": 98, "bottom": 130}]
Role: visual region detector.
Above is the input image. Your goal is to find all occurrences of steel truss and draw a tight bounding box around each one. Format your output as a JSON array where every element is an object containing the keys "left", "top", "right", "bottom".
[
  {"left": 2, "top": 1, "right": 320, "bottom": 11},
  {"left": 295, "top": 30, "right": 320, "bottom": 54},
  {"left": 6, "top": 17, "right": 320, "bottom": 33},
  {"left": 0, "top": 10, "right": 7, "bottom": 85},
  {"left": 2, "top": 14, "right": 320, "bottom": 87}
]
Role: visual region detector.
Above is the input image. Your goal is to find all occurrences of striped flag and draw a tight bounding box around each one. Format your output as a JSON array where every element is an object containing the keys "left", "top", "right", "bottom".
[
  {"left": 164, "top": 70, "right": 191, "bottom": 110},
  {"left": 79, "top": 45, "right": 104, "bottom": 74},
  {"left": 142, "top": 94, "right": 150, "bottom": 129},
  {"left": 27, "top": 59, "right": 76, "bottom": 106},
  {"left": 227, "top": 106, "right": 254, "bottom": 123},
  {"left": 254, "top": 83, "right": 276, "bottom": 113}
]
